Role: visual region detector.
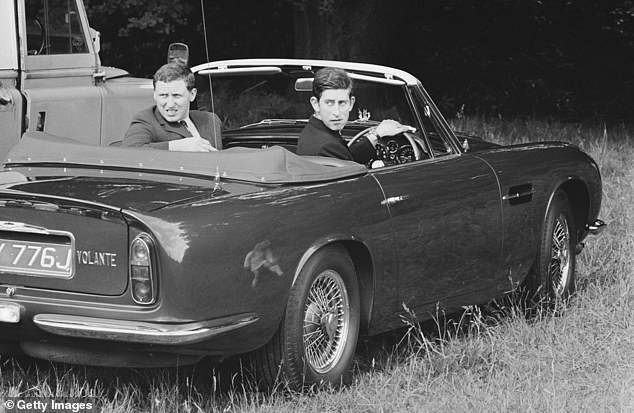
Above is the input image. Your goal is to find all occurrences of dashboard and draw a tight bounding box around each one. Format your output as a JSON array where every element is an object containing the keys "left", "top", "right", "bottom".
[{"left": 373, "top": 134, "right": 428, "bottom": 166}]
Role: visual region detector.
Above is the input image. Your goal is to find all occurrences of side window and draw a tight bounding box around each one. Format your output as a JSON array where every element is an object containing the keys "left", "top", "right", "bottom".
[
  {"left": 412, "top": 89, "right": 453, "bottom": 157},
  {"left": 26, "top": 0, "right": 89, "bottom": 55}
]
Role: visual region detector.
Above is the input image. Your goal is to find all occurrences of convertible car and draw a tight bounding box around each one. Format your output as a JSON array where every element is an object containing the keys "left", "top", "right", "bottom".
[{"left": 0, "top": 59, "right": 605, "bottom": 390}]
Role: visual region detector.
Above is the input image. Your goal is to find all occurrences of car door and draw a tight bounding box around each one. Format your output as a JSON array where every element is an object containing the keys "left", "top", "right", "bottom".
[
  {"left": 0, "top": 0, "right": 22, "bottom": 158},
  {"left": 372, "top": 86, "right": 504, "bottom": 311},
  {"left": 99, "top": 77, "right": 154, "bottom": 145},
  {"left": 0, "top": 78, "right": 22, "bottom": 159}
]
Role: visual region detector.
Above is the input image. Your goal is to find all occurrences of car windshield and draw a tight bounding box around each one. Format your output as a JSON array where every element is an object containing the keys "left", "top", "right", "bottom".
[{"left": 195, "top": 72, "right": 417, "bottom": 132}]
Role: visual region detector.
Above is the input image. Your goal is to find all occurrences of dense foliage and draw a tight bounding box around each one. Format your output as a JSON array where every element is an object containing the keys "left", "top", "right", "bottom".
[{"left": 84, "top": 0, "right": 634, "bottom": 121}]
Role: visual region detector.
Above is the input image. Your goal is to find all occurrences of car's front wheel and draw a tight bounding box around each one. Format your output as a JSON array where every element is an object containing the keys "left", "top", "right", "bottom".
[
  {"left": 526, "top": 189, "right": 577, "bottom": 307},
  {"left": 253, "top": 245, "right": 360, "bottom": 391}
]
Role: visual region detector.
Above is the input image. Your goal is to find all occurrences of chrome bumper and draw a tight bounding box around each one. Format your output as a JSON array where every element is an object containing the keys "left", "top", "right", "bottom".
[
  {"left": 33, "top": 313, "right": 259, "bottom": 345},
  {"left": 586, "top": 219, "right": 607, "bottom": 236}
]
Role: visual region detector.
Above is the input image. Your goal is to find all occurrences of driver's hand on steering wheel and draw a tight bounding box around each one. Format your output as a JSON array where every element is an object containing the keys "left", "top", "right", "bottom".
[{"left": 368, "top": 120, "right": 416, "bottom": 145}]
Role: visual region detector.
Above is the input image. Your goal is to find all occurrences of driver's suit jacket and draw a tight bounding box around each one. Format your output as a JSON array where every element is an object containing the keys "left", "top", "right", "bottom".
[{"left": 297, "top": 115, "right": 375, "bottom": 164}]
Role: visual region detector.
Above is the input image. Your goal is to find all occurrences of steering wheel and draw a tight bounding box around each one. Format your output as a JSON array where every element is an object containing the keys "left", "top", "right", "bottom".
[
  {"left": 26, "top": 17, "right": 46, "bottom": 55},
  {"left": 347, "top": 126, "right": 375, "bottom": 148},
  {"left": 347, "top": 126, "right": 421, "bottom": 164}
]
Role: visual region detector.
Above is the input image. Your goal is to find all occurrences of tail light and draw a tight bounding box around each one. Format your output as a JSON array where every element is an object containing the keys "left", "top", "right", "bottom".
[{"left": 129, "top": 233, "right": 155, "bottom": 304}]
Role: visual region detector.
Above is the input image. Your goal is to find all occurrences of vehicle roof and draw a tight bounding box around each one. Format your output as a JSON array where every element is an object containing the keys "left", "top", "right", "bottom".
[
  {"left": 191, "top": 58, "right": 421, "bottom": 86},
  {"left": 3, "top": 132, "right": 367, "bottom": 184}
]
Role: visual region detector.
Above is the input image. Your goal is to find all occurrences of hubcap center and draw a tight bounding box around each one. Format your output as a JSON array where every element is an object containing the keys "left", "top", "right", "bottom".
[{"left": 321, "top": 311, "right": 337, "bottom": 339}]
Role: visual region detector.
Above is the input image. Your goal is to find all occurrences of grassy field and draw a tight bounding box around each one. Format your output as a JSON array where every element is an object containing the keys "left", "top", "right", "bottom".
[{"left": 1, "top": 118, "right": 632, "bottom": 412}]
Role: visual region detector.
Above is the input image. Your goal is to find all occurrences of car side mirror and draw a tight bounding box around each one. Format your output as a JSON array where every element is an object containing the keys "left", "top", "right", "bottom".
[{"left": 168, "top": 42, "right": 189, "bottom": 66}]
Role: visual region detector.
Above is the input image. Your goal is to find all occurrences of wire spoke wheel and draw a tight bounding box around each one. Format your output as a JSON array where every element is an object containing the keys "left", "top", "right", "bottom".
[
  {"left": 302, "top": 269, "right": 350, "bottom": 374},
  {"left": 253, "top": 246, "right": 359, "bottom": 390},
  {"left": 550, "top": 213, "right": 571, "bottom": 298},
  {"left": 526, "top": 190, "right": 577, "bottom": 308}
]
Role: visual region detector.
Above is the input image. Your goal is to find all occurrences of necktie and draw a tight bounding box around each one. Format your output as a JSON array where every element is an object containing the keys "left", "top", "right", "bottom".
[{"left": 180, "top": 121, "right": 192, "bottom": 136}]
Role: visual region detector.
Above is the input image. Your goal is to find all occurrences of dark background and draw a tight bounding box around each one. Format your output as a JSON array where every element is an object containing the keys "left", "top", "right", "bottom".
[{"left": 84, "top": 0, "right": 634, "bottom": 122}]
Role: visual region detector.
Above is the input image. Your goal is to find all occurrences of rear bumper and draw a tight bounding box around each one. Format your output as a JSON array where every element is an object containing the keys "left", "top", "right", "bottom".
[{"left": 31, "top": 312, "right": 259, "bottom": 345}]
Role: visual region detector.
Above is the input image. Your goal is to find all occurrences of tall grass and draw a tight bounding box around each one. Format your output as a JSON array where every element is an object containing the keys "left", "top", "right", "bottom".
[{"left": 1, "top": 118, "right": 632, "bottom": 412}]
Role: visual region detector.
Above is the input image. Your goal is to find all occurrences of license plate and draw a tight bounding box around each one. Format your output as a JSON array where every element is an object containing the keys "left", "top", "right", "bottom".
[{"left": 0, "top": 238, "right": 74, "bottom": 278}]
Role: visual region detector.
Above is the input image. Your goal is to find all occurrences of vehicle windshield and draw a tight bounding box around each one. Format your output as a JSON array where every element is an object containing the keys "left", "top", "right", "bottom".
[
  {"left": 191, "top": 64, "right": 457, "bottom": 161},
  {"left": 195, "top": 72, "right": 417, "bottom": 133}
]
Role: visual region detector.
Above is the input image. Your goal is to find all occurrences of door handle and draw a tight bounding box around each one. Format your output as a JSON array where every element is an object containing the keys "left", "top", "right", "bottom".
[
  {"left": 503, "top": 184, "right": 534, "bottom": 205},
  {"left": 381, "top": 195, "right": 409, "bottom": 207}
]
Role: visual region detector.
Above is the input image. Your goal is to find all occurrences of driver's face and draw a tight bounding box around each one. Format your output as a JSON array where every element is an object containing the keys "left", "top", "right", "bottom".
[{"left": 310, "top": 88, "right": 355, "bottom": 132}]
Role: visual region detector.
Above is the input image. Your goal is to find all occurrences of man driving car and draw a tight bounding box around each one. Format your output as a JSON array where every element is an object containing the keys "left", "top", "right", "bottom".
[{"left": 297, "top": 67, "right": 413, "bottom": 164}]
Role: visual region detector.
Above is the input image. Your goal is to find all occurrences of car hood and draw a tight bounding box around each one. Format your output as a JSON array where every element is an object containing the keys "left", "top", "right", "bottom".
[{"left": 454, "top": 132, "right": 500, "bottom": 152}]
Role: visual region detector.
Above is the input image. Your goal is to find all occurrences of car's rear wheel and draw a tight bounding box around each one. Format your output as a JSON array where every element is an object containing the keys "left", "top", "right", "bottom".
[
  {"left": 252, "top": 245, "right": 360, "bottom": 391},
  {"left": 526, "top": 190, "right": 577, "bottom": 307}
]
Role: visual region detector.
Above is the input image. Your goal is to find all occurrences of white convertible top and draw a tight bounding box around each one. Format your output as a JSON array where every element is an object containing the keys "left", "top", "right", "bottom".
[{"left": 191, "top": 58, "right": 420, "bottom": 86}]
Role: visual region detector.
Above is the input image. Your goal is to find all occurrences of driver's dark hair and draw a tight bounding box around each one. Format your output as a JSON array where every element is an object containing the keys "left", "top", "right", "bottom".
[
  {"left": 312, "top": 67, "right": 353, "bottom": 99},
  {"left": 153, "top": 62, "right": 196, "bottom": 91}
]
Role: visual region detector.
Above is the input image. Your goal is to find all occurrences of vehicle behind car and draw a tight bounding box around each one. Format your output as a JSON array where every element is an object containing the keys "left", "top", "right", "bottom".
[{"left": 0, "top": 0, "right": 153, "bottom": 158}]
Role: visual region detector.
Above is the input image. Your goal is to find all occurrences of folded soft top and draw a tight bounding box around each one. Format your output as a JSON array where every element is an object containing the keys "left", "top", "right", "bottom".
[{"left": 4, "top": 132, "right": 366, "bottom": 184}]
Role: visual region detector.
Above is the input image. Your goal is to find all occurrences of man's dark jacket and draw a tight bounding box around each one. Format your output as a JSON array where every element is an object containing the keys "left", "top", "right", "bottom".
[
  {"left": 122, "top": 106, "right": 222, "bottom": 149},
  {"left": 297, "top": 116, "right": 375, "bottom": 164}
]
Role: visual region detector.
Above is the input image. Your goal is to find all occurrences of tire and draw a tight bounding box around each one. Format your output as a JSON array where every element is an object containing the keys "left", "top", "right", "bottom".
[
  {"left": 252, "top": 245, "right": 360, "bottom": 391},
  {"left": 526, "top": 190, "right": 577, "bottom": 307}
]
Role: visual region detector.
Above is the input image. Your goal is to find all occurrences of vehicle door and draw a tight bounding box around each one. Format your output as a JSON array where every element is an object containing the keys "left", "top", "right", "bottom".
[
  {"left": 0, "top": 0, "right": 23, "bottom": 157},
  {"left": 21, "top": 0, "right": 102, "bottom": 144},
  {"left": 370, "top": 86, "right": 504, "bottom": 311},
  {"left": 99, "top": 76, "right": 154, "bottom": 145}
]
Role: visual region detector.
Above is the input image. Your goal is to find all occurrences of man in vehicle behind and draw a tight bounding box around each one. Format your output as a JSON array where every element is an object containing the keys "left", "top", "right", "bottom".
[
  {"left": 123, "top": 62, "right": 222, "bottom": 151},
  {"left": 297, "top": 67, "right": 412, "bottom": 164}
]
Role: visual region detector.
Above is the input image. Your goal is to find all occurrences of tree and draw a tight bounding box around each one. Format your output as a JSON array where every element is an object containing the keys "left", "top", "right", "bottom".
[
  {"left": 84, "top": 0, "right": 195, "bottom": 76},
  {"left": 82, "top": 0, "right": 634, "bottom": 120},
  {"left": 288, "top": 0, "right": 388, "bottom": 61}
]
